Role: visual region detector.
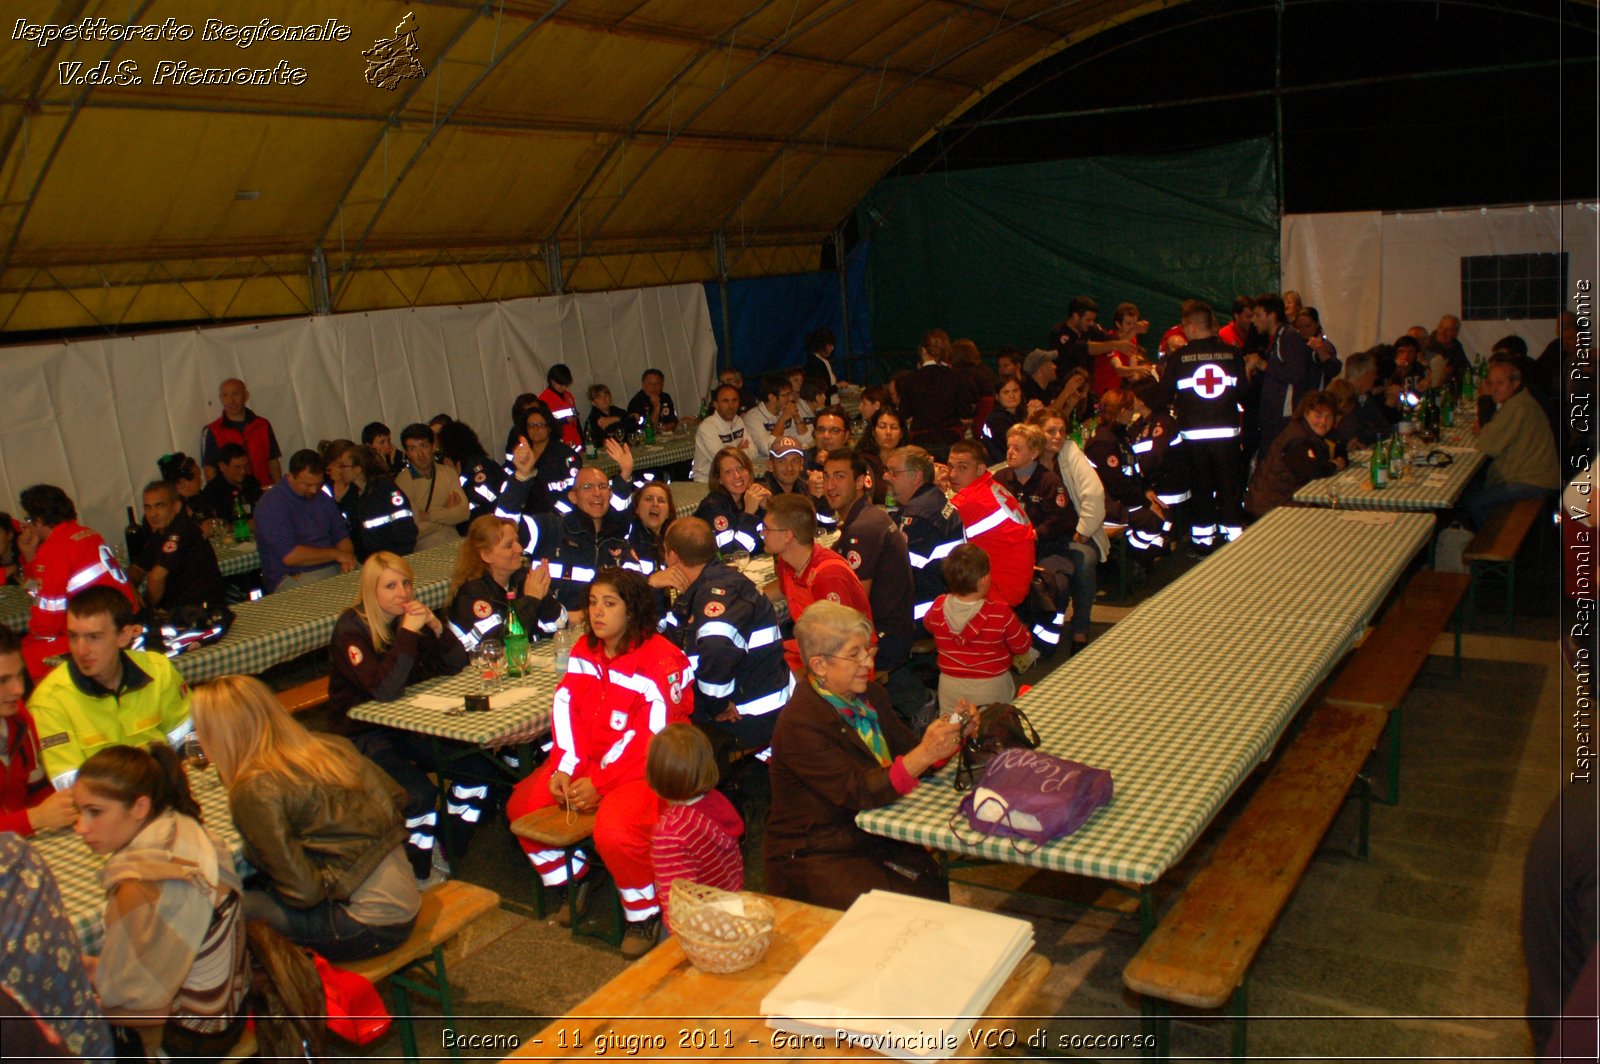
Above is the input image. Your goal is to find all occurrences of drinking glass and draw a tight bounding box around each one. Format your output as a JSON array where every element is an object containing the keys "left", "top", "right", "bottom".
[
  {"left": 182, "top": 733, "right": 209, "bottom": 770},
  {"left": 725, "top": 549, "right": 751, "bottom": 572},
  {"left": 476, "top": 640, "right": 504, "bottom": 694}
]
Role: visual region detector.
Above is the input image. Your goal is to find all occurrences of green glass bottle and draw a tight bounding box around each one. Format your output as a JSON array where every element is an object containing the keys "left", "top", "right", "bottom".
[
  {"left": 231, "top": 496, "right": 250, "bottom": 543},
  {"left": 1371, "top": 437, "right": 1389, "bottom": 490},
  {"left": 503, "top": 587, "right": 529, "bottom": 678}
]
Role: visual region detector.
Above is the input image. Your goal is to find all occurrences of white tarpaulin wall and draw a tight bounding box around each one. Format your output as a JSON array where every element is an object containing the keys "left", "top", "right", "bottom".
[
  {"left": 0, "top": 284, "right": 717, "bottom": 540},
  {"left": 1282, "top": 202, "right": 1598, "bottom": 360}
]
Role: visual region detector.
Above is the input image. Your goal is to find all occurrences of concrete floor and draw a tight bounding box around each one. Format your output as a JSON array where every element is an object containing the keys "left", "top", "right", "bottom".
[{"left": 302, "top": 537, "right": 1569, "bottom": 1063}]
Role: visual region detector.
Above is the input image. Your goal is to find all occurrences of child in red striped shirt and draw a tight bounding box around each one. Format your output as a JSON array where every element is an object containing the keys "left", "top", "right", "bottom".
[
  {"left": 923, "top": 545, "right": 1036, "bottom": 713},
  {"left": 647, "top": 724, "right": 745, "bottom": 934}
]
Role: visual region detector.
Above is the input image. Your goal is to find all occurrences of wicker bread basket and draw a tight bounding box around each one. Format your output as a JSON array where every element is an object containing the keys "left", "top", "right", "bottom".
[{"left": 670, "top": 881, "right": 776, "bottom": 974}]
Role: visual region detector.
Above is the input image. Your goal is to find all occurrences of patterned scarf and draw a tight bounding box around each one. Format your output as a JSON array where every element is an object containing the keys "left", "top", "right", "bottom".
[{"left": 811, "top": 677, "right": 891, "bottom": 767}]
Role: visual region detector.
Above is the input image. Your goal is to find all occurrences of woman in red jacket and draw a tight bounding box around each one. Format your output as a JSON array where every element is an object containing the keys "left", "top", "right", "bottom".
[
  {"left": 0, "top": 624, "right": 77, "bottom": 835},
  {"left": 505, "top": 567, "right": 690, "bottom": 957}
]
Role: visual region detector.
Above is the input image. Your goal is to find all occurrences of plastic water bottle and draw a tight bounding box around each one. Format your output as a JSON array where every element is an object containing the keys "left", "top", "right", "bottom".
[{"left": 553, "top": 618, "right": 574, "bottom": 671}]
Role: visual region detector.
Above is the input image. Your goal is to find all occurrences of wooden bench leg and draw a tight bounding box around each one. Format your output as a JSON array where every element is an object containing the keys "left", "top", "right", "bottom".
[
  {"left": 1356, "top": 774, "right": 1372, "bottom": 860},
  {"left": 385, "top": 945, "right": 459, "bottom": 1063},
  {"left": 1139, "top": 997, "right": 1169, "bottom": 1062},
  {"left": 1230, "top": 982, "right": 1248, "bottom": 1062},
  {"left": 1383, "top": 708, "right": 1401, "bottom": 807},
  {"left": 1452, "top": 599, "right": 1464, "bottom": 678}
]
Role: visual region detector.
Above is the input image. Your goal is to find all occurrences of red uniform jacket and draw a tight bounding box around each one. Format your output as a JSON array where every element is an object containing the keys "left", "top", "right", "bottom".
[
  {"left": 775, "top": 543, "right": 873, "bottom": 672},
  {"left": 538, "top": 386, "right": 584, "bottom": 448},
  {"left": 0, "top": 703, "right": 49, "bottom": 835},
  {"left": 949, "top": 472, "right": 1036, "bottom": 607},
  {"left": 23, "top": 521, "right": 138, "bottom": 679},
  {"left": 550, "top": 633, "right": 690, "bottom": 793},
  {"left": 204, "top": 411, "right": 277, "bottom": 487}
]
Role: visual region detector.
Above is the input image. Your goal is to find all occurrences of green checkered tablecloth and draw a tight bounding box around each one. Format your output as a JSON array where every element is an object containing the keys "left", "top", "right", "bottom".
[
  {"left": 214, "top": 538, "right": 261, "bottom": 577},
  {"left": 856, "top": 507, "right": 1435, "bottom": 886},
  {"left": 347, "top": 648, "right": 561, "bottom": 745},
  {"left": 31, "top": 768, "right": 243, "bottom": 954},
  {"left": 173, "top": 542, "right": 461, "bottom": 683},
  {"left": 672, "top": 481, "right": 708, "bottom": 517},
  {"left": 1295, "top": 447, "right": 1485, "bottom": 511},
  {"left": 0, "top": 585, "right": 27, "bottom": 632},
  {"left": 590, "top": 432, "right": 697, "bottom": 477}
]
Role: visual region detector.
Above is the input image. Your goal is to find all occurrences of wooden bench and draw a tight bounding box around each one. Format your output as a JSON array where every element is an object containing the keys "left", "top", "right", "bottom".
[
  {"left": 1464, "top": 497, "right": 1544, "bottom": 630},
  {"left": 274, "top": 676, "right": 329, "bottom": 715},
  {"left": 225, "top": 881, "right": 501, "bottom": 1062},
  {"left": 511, "top": 807, "right": 624, "bottom": 946},
  {"left": 1123, "top": 700, "right": 1391, "bottom": 1061},
  {"left": 1323, "top": 570, "right": 1470, "bottom": 805},
  {"left": 346, "top": 880, "right": 502, "bottom": 1062}
]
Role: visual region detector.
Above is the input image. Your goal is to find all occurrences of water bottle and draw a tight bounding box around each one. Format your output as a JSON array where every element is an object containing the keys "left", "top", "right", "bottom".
[
  {"left": 552, "top": 617, "right": 574, "bottom": 671},
  {"left": 1388, "top": 432, "right": 1404, "bottom": 480},
  {"left": 1371, "top": 438, "right": 1389, "bottom": 490},
  {"left": 231, "top": 496, "right": 250, "bottom": 544},
  {"left": 643, "top": 419, "right": 656, "bottom": 445}
]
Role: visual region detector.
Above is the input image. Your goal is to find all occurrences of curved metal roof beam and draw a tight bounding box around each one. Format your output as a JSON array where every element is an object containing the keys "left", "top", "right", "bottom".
[
  {"left": 722, "top": 0, "right": 1163, "bottom": 270},
  {"left": 325, "top": 3, "right": 573, "bottom": 308},
  {"left": 0, "top": 0, "right": 158, "bottom": 281},
  {"left": 541, "top": 0, "right": 825, "bottom": 252},
  {"left": 0, "top": 0, "right": 93, "bottom": 179},
  {"left": 564, "top": 0, "right": 1022, "bottom": 277}
]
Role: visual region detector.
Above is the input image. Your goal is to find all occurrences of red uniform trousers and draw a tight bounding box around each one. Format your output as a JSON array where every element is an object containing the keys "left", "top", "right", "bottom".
[{"left": 507, "top": 760, "right": 664, "bottom": 922}]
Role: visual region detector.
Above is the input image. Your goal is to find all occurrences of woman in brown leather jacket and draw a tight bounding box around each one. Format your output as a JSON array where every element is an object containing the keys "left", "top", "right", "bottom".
[{"left": 192, "top": 675, "right": 420, "bottom": 962}]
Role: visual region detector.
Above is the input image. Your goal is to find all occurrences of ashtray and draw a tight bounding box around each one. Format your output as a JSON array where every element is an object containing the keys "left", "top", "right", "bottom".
[{"left": 463, "top": 694, "right": 491, "bottom": 713}]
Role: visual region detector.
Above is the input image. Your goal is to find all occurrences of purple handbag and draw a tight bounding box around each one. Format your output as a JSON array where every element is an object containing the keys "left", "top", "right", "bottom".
[{"left": 949, "top": 746, "right": 1113, "bottom": 852}]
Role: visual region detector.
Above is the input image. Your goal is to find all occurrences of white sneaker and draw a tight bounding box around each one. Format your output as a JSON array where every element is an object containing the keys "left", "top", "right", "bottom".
[
  {"left": 431, "top": 843, "right": 453, "bottom": 878},
  {"left": 414, "top": 866, "right": 448, "bottom": 893}
]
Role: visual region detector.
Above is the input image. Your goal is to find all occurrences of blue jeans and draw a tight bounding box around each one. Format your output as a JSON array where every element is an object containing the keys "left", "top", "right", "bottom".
[
  {"left": 1065, "top": 541, "right": 1099, "bottom": 640},
  {"left": 243, "top": 889, "right": 415, "bottom": 963},
  {"left": 1461, "top": 479, "right": 1551, "bottom": 529}
]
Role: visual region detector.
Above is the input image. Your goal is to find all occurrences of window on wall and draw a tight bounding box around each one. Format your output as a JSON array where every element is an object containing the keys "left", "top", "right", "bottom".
[{"left": 1460, "top": 253, "right": 1568, "bottom": 320}]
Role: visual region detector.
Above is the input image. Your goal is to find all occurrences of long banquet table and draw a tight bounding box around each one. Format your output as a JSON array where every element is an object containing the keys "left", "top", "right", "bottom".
[
  {"left": 171, "top": 542, "right": 460, "bottom": 682},
  {"left": 856, "top": 507, "right": 1436, "bottom": 915}
]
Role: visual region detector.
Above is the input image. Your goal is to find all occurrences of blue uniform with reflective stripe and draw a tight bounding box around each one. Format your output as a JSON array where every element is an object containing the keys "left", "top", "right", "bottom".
[
  {"left": 896, "top": 482, "right": 965, "bottom": 622},
  {"left": 520, "top": 509, "right": 648, "bottom": 610},
  {"left": 661, "top": 561, "right": 793, "bottom": 753}
]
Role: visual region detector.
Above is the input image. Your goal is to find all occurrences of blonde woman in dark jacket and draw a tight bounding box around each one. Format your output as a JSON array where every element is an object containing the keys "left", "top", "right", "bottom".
[{"left": 192, "top": 675, "right": 420, "bottom": 962}]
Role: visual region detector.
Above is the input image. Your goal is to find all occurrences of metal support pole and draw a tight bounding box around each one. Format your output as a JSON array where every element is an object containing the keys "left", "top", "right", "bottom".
[
  {"left": 543, "top": 240, "right": 564, "bottom": 295},
  {"left": 833, "top": 226, "right": 853, "bottom": 379},
  {"left": 1274, "top": 0, "right": 1286, "bottom": 224},
  {"left": 714, "top": 230, "right": 733, "bottom": 372},
  {"left": 309, "top": 247, "right": 331, "bottom": 315}
]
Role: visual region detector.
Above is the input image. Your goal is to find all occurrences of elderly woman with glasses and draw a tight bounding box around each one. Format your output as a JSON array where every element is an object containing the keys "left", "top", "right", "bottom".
[{"left": 764, "top": 601, "right": 970, "bottom": 910}]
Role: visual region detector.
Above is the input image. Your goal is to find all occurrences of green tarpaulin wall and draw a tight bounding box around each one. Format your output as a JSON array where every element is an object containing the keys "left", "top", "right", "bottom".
[{"left": 857, "top": 137, "right": 1280, "bottom": 355}]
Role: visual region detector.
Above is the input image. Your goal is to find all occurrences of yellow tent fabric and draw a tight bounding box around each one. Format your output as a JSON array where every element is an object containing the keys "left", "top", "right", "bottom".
[{"left": 0, "top": 0, "right": 1170, "bottom": 331}]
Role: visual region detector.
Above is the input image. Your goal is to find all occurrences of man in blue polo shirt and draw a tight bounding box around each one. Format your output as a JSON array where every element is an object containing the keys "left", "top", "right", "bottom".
[{"left": 254, "top": 449, "right": 355, "bottom": 591}]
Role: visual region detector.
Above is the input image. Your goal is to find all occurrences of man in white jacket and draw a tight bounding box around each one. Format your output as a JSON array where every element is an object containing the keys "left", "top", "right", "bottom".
[
  {"left": 692, "top": 383, "right": 754, "bottom": 483},
  {"left": 744, "top": 372, "right": 814, "bottom": 456}
]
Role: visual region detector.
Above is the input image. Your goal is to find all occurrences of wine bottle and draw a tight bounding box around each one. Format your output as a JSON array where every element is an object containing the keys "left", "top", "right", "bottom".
[{"left": 123, "top": 505, "right": 146, "bottom": 559}]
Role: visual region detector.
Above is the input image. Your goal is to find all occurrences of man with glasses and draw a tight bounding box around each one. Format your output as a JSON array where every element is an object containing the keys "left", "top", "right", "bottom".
[
  {"left": 15, "top": 485, "right": 140, "bottom": 680},
  {"left": 745, "top": 371, "right": 813, "bottom": 455},
  {"left": 522, "top": 465, "right": 648, "bottom": 611},
  {"left": 762, "top": 494, "right": 871, "bottom": 673},
  {"left": 882, "top": 446, "right": 965, "bottom": 631},
  {"left": 396, "top": 422, "right": 470, "bottom": 551}
]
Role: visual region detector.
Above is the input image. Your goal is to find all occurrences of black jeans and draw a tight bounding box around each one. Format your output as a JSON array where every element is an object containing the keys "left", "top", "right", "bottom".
[{"left": 243, "top": 890, "right": 416, "bottom": 963}]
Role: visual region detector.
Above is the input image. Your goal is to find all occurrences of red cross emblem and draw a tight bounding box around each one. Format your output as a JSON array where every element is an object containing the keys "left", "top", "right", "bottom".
[{"left": 1195, "top": 365, "right": 1228, "bottom": 399}]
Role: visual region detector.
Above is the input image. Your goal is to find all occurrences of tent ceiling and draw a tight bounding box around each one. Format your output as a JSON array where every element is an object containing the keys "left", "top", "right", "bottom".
[{"left": 0, "top": 0, "right": 1173, "bottom": 331}]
